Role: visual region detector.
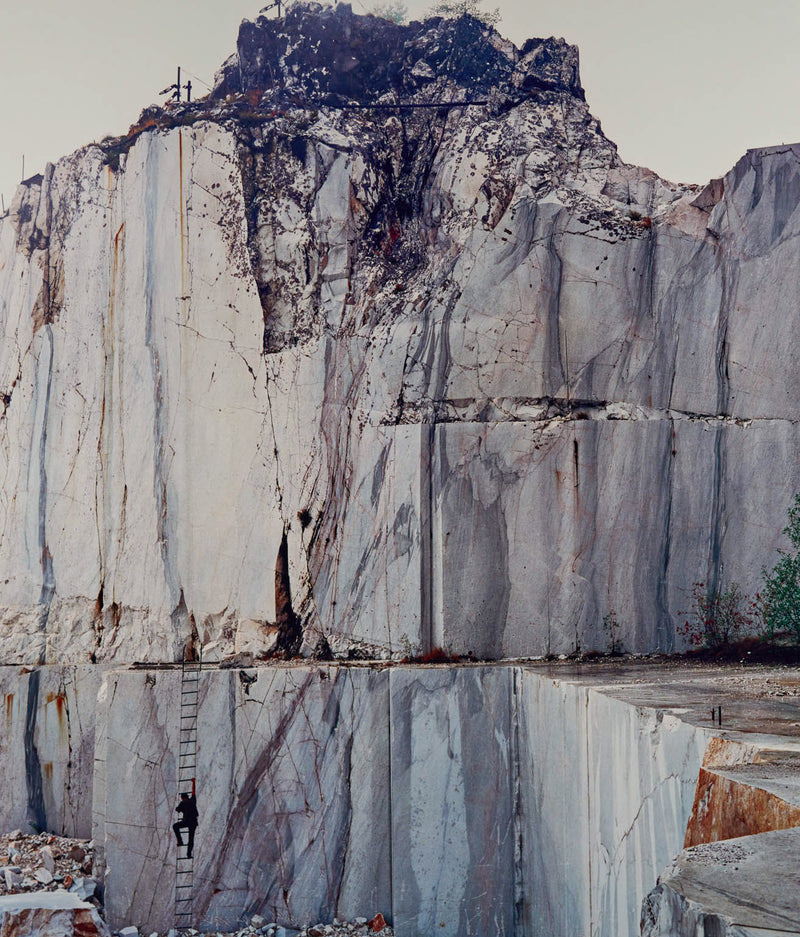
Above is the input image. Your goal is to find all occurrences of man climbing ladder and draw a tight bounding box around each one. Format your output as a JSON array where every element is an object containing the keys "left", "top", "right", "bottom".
[{"left": 173, "top": 777, "right": 198, "bottom": 858}]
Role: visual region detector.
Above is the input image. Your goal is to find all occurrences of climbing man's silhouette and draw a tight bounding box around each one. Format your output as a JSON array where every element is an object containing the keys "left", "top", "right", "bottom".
[{"left": 173, "top": 777, "right": 198, "bottom": 858}]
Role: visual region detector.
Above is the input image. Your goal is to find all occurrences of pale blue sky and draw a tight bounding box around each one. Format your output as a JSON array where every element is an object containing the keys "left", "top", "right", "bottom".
[{"left": 1, "top": 0, "right": 799, "bottom": 209}]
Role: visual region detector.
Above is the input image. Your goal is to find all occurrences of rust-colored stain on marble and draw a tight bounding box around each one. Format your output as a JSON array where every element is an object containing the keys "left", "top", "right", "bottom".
[
  {"left": 685, "top": 736, "right": 800, "bottom": 846},
  {"left": 44, "top": 692, "right": 68, "bottom": 735},
  {"left": 685, "top": 767, "right": 800, "bottom": 847},
  {"left": 5, "top": 693, "right": 13, "bottom": 726}
]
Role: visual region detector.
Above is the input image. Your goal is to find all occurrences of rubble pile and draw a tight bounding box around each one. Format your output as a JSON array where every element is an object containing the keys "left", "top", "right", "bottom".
[
  {"left": 0, "top": 830, "right": 97, "bottom": 901},
  {"left": 112, "top": 912, "right": 393, "bottom": 937}
]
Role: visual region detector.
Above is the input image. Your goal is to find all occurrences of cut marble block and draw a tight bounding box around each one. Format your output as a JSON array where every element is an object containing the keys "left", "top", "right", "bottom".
[
  {"left": 516, "top": 671, "right": 591, "bottom": 937},
  {"left": 586, "top": 690, "right": 707, "bottom": 937},
  {"left": 389, "top": 666, "right": 516, "bottom": 937},
  {"left": 195, "top": 666, "right": 391, "bottom": 932},
  {"left": 433, "top": 419, "right": 681, "bottom": 656},
  {"left": 516, "top": 669, "right": 709, "bottom": 937},
  {"left": 90, "top": 661, "right": 800, "bottom": 936},
  {"left": 0, "top": 892, "right": 110, "bottom": 937},
  {"left": 98, "top": 669, "right": 181, "bottom": 932},
  {"left": 98, "top": 666, "right": 391, "bottom": 933},
  {"left": 0, "top": 665, "right": 101, "bottom": 837},
  {"left": 642, "top": 827, "right": 800, "bottom": 936},
  {"left": 309, "top": 423, "right": 426, "bottom": 657}
]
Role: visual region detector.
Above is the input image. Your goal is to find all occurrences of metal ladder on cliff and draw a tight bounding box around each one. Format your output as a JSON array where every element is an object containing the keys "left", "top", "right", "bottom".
[{"left": 175, "top": 656, "right": 201, "bottom": 929}]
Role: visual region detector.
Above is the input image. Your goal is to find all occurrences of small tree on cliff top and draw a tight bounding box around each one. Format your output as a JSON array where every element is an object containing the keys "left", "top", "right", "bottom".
[
  {"left": 761, "top": 493, "right": 800, "bottom": 643},
  {"left": 428, "top": 0, "right": 500, "bottom": 26}
]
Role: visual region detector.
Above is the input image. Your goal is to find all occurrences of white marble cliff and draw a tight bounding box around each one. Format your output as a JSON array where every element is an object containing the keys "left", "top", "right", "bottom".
[{"left": 2, "top": 4, "right": 800, "bottom": 663}]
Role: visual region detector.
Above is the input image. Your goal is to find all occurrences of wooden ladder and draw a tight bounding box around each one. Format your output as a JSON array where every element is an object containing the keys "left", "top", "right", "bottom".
[{"left": 174, "top": 656, "right": 201, "bottom": 929}]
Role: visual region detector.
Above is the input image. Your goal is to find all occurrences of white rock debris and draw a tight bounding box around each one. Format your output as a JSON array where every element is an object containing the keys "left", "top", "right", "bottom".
[{"left": 0, "top": 830, "right": 95, "bottom": 900}]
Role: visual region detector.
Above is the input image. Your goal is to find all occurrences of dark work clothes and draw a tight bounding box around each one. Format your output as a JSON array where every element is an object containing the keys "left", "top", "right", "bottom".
[
  {"left": 176, "top": 795, "right": 198, "bottom": 826},
  {"left": 173, "top": 794, "right": 198, "bottom": 856}
]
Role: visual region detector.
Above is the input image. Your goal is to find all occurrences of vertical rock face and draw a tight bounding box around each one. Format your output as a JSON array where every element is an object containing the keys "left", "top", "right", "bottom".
[
  {"left": 0, "top": 666, "right": 101, "bottom": 837},
  {"left": 93, "top": 663, "right": 710, "bottom": 935},
  {"left": 2, "top": 4, "right": 800, "bottom": 662}
]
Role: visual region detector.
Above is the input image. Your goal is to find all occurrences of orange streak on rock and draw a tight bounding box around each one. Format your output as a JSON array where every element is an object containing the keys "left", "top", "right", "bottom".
[{"left": 685, "top": 766, "right": 800, "bottom": 847}]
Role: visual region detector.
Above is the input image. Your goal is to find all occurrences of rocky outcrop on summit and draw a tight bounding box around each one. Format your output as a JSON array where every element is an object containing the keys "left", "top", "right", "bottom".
[
  {"left": 212, "top": 2, "right": 583, "bottom": 105},
  {"left": 1, "top": 5, "right": 799, "bottom": 663}
]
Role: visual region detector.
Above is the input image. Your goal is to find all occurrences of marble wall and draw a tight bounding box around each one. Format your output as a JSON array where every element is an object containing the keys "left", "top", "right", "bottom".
[
  {"left": 93, "top": 664, "right": 708, "bottom": 936},
  {"left": 0, "top": 665, "right": 102, "bottom": 837},
  {"left": 516, "top": 671, "right": 707, "bottom": 937},
  {"left": 5, "top": 64, "right": 800, "bottom": 664}
]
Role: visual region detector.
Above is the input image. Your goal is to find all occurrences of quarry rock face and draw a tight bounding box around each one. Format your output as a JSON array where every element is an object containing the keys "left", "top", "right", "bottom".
[
  {"left": 2, "top": 4, "right": 800, "bottom": 665},
  {"left": 91, "top": 663, "right": 711, "bottom": 935}
]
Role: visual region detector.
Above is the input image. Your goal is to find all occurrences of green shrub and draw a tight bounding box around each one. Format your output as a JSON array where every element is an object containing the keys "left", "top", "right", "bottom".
[
  {"left": 761, "top": 493, "right": 800, "bottom": 643},
  {"left": 371, "top": 1, "right": 408, "bottom": 22},
  {"left": 428, "top": 0, "right": 500, "bottom": 26}
]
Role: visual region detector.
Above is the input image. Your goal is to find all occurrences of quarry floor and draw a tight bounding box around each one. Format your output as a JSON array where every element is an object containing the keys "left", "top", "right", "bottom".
[{"left": 529, "top": 656, "right": 800, "bottom": 738}]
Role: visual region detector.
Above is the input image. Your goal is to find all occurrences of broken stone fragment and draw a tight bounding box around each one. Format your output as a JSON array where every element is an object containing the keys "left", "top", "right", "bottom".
[
  {"left": 0, "top": 892, "right": 110, "bottom": 937},
  {"left": 69, "top": 845, "right": 86, "bottom": 864},
  {"left": 118, "top": 927, "right": 139, "bottom": 937},
  {"left": 33, "top": 868, "right": 54, "bottom": 884},
  {"left": 69, "top": 877, "right": 97, "bottom": 901},
  {"left": 3, "top": 869, "right": 21, "bottom": 891},
  {"left": 39, "top": 845, "right": 55, "bottom": 874},
  {"left": 219, "top": 651, "right": 255, "bottom": 669},
  {"left": 367, "top": 914, "right": 386, "bottom": 933}
]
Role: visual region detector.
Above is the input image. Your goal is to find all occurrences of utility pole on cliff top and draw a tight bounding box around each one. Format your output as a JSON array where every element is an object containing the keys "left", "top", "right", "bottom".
[
  {"left": 159, "top": 67, "right": 182, "bottom": 103},
  {"left": 260, "top": 1, "right": 283, "bottom": 16}
]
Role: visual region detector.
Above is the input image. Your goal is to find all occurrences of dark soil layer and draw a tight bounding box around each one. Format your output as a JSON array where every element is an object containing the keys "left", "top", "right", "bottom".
[{"left": 682, "top": 638, "right": 800, "bottom": 665}]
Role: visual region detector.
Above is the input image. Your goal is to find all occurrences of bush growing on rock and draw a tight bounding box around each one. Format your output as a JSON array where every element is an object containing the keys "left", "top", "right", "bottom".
[
  {"left": 761, "top": 493, "right": 800, "bottom": 643},
  {"left": 678, "top": 581, "right": 759, "bottom": 649},
  {"left": 428, "top": 0, "right": 500, "bottom": 26},
  {"left": 371, "top": 1, "right": 408, "bottom": 22}
]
